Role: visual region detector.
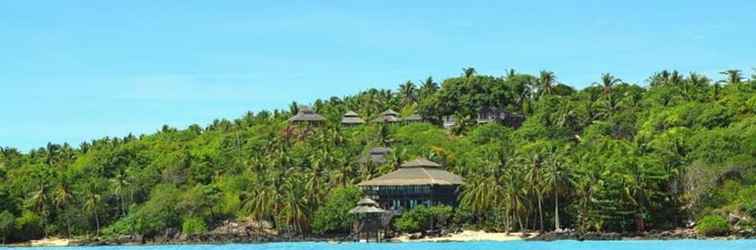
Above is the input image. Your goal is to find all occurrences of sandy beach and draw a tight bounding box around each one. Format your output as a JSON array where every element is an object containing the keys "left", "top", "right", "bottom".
[
  {"left": 396, "top": 230, "right": 533, "bottom": 242},
  {"left": 30, "top": 238, "right": 72, "bottom": 247}
]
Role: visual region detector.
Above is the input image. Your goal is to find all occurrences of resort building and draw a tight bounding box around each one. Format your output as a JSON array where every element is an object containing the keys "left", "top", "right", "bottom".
[
  {"left": 287, "top": 106, "right": 326, "bottom": 126},
  {"left": 357, "top": 158, "right": 464, "bottom": 212},
  {"left": 359, "top": 147, "right": 392, "bottom": 165},
  {"left": 442, "top": 107, "right": 525, "bottom": 129},
  {"left": 372, "top": 109, "right": 402, "bottom": 123},
  {"left": 341, "top": 110, "right": 366, "bottom": 126},
  {"left": 402, "top": 113, "right": 424, "bottom": 124}
]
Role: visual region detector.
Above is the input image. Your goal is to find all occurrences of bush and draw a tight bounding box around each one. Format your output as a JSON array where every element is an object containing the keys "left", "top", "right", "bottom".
[
  {"left": 311, "top": 187, "right": 362, "bottom": 234},
  {"left": 0, "top": 211, "right": 15, "bottom": 244},
  {"left": 393, "top": 205, "right": 453, "bottom": 233},
  {"left": 13, "top": 211, "right": 41, "bottom": 241},
  {"left": 696, "top": 215, "right": 730, "bottom": 236},
  {"left": 743, "top": 200, "right": 756, "bottom": 219},
  {"left": 181, "top": 217, "right": 207, "bottom": 235}
]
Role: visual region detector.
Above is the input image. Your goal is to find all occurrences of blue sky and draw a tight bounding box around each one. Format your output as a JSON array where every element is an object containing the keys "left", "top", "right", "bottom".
[{"left": 1, "top": 1, "right": 754, "bottom": 151}]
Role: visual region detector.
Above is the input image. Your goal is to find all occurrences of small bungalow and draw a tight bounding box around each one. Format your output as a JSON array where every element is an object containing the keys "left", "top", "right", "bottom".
[
  {"left": 358, "top": 158, "right": 464, "bottom": 212},
  {"left": 372, "top": 109, "right": 402, "bottom": 123},
  {"left": 359, "top": 147, "right": 392, "bottom": 165},
  {"left": 341, "top": 111, "right": 366, "bottom": 126},
  {"left": 287, "top": 106, "right": 326, "bottom": 126},
  {"left": 402, "top": 113, "right": 424, "bottom": 124},
  {"left": 442, "top": 107, "right": 524, "bottom": 129}
]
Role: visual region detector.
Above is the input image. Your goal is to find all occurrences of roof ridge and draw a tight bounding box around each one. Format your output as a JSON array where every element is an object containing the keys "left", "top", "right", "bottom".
[{"left": 421, "top": 167, "right": 436, "bottom": 184}]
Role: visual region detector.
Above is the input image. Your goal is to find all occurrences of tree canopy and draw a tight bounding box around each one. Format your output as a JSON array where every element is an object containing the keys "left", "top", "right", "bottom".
[{"left": 0, "top": 68, "right": 754, "bottom": 241}]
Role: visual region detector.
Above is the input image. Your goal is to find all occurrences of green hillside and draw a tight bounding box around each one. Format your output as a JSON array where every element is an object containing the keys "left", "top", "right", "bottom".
[{"left": 0, "top": 68, "right": 754, "bottom": 242}]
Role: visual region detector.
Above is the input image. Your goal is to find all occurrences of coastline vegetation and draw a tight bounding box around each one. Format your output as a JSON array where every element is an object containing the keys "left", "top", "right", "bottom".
[{"left": 0, "top": 68, "right": 754, "bottom": 243}]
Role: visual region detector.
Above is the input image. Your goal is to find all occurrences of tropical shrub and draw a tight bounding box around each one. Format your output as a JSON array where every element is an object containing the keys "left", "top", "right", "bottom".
[
  {"left": 181, "top": 217, "right": 207, "bottom": 235},
  {"left": 311, "top": 187, "right": 362, "bottom": 234},
  {"left": 393, "top": 205, "right": 453, "bottom": 233},
  {"left": 696, "top": 215, "right": 729, "bottom": 236}
]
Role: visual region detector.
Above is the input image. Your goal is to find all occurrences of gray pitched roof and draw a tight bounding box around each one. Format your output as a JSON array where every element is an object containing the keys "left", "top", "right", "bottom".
[
  {"left": 372, "top": 109, "right": 402, "bottom": 123},
  {"left": 341, "top": 111, "right": 365, "bottom": 124},
  {"left": 401, "top": 158, "right": 442, "bottom": 168},
  {"left": 288, "top": 107, "right": 326, "bottom": 123},
  {"left": 357, "top": 158, "right": 464, "bottom": 186},
  {"left": 359, "top": 147, "right": 391, "bottom": 164},
  {"left": 403, "top": 113, "right": 423, "bottom": 121}
]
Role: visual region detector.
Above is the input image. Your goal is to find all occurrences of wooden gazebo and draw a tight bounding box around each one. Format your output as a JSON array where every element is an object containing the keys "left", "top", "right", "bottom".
[
  {"left": 358, "top": 158, "right": 464, "bottom": 212},
  {"left": 349, "top": 198, "right": 389, "bottom": 242}
]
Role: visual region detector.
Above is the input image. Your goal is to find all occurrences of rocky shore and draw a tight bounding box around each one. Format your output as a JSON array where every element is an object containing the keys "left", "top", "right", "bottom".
[{"left": 529, "top": 228, "right": 755, "bottom": 241}]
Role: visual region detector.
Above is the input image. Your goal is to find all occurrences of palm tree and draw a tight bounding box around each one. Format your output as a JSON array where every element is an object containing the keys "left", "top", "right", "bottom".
[
  {"left": 82, "top": 181, "right": 103, "bottom": 236},
  {"left": 398, "top": 81, "right": 418, "bottom": 106},
  {"left": 460, "top": 175, "right": 503, "bottom": 223},
  {"left": 281, "top": 175, "right": 311, "bottom": 235},
  {"left": 110, "top": 173, "right": 130, "bottom": 217},
  {"left": 419, "top": 76, "right": 439, "bottom": 100},
  {"left": 505, "top": 69, "right": 517, "bottom": 80},
  {"left": 28, "top": 183, "right": 50, "bottom": 237},
  {"left": 543, "top": 149, "right": 572, "bottom": 231},
  {"left": 242, "top": 179, "right": 280, "bottom": 229},
  {"left": 463, "top": 67, "right": 477, "bottom": 79},
  {"left": 719, "top": 69, "right": 743, "bottom": 84},
  {"left": 597, "top": 73, "right": 622, "bottom": 96},
  {"left": 522, "top": 152, "right": 546, "bottom": 232},
  {"left": 538, "top": 71, "right": 557, "bottom": 97},
  {"left": 53, "top": 180, "right": 74, "bottom": 237}
]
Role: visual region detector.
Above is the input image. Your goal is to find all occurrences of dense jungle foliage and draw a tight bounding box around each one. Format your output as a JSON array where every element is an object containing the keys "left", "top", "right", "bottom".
[{"left": 0, "top": 68, "right": 754, "bottom": 242}]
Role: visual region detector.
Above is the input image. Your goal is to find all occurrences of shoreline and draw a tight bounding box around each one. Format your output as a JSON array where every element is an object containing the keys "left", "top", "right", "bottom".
[{"left": 4, "top": 229, "right": 753, "bottom": 247}]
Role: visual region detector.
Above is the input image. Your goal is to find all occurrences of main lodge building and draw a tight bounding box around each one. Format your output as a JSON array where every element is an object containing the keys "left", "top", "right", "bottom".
[{"left": 357, "top": 158, "right": 464, "bottom": 212}]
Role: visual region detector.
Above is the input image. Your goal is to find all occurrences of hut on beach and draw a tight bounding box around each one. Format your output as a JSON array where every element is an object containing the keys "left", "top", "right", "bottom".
[
  {"left": 341, "top": 111, "right": 365, "bottom": 126},
  {"left": 350, "top": 198, "right": 389, "bottom": 242},
  {"left": 287, "top": 106, "right": 326, "bottom": 126},
  {"left": 358, "top": 158, "right": 464, "bottom": 212}
]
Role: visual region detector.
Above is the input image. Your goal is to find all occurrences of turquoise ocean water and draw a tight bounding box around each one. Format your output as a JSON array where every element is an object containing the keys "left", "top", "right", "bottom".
[{"left": 3, "top": 240, "right": 756, "bottom": 250}]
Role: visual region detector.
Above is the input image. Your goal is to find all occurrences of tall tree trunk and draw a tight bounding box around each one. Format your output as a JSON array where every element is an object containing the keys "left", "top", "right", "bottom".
[
  {"left": 94, "top": 209, "right": 101, "bottom": 236},
  {"left": 538, "top": 193, "right": 544, "bottom": 232},
  {"left": 554, "top": 190, "right": 560, "bottom": 230}
]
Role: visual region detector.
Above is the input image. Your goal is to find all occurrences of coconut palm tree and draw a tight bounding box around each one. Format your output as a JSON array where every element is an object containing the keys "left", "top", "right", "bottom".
[
  {"left": 82, "top": 182, "right": 103, "bottom": 236},
  {"left": 543, "top": 148, "right": 572, "bottom": 231},
  {"left": 463, "top": 67, "right": 477, "bottom": 79},
  {"left": 719, "top": 69, "right": 743, "bottom": 84},
  {"left": 28, "top": 183, "right": 50, "bottom": 237},
  {"left": 398, "top": 81, "right": 418, "bottom": 106},
  {"left": 597, "top": 73, "right": 622, "bottom": 96},
  {"left": 53, "top": 179, "right": 74, "bottom": 237},
  {"left": 538, "top": 71, "right": 557, "bottom": 97},
  {"left": 281, "top": 175, "right": 311, "bottom": 235}
]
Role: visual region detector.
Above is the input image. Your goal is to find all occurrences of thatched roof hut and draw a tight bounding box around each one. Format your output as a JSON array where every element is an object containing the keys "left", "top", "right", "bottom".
[
  {"left": 341, "top": 110, "right": 365, "bottom": 125},
  {"left": 372, "top": 109, "right": 401, "bottom": 123},
  {"left": 287, "top": 106, "right": 326, "bottom": 124},
  {"left": 358, "top": 158, "right": 464, "bottom": 186},
  {"left": 403, "top": 113, "right": 423, "bottom": 123},
  {"left": 359, "top": 147, "right": 391, "bottom": 165},
  {"left": 349, "top": 198, "right": 387, "bottom": 214}
]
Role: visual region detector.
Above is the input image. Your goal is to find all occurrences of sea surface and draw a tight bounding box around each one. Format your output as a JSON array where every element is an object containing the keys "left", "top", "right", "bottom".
[{"left": 3, "top": 240, "right": 756, "bottom": 250}]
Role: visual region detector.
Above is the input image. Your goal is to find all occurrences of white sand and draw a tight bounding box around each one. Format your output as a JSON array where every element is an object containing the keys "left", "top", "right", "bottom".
[
  {"left": 396, "top": 230, "right": 533, "bottom": 242},
  {"left": 30, "top": 238, "right": 71, "bottom": 247}
]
